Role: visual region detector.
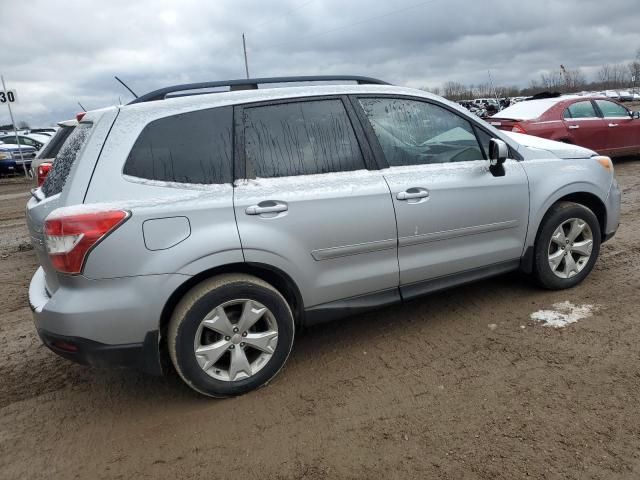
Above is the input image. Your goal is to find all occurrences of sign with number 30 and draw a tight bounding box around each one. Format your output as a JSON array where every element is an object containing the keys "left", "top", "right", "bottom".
[{"left": 0, "top": 90, "right": 17, "bottom": 103}]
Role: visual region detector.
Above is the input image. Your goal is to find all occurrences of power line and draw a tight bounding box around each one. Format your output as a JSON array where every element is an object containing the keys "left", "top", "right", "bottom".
[{"left": 256, "top": 0, "right": 446, "bottom": 51}]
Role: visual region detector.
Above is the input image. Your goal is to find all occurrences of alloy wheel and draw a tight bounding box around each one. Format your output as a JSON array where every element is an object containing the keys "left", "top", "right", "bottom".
[
  {"left": 547, "top": 218, "right": 594, "bottom": 279},
  {"left": 193, "top": 299, "right": 279, "bottom": 381}
]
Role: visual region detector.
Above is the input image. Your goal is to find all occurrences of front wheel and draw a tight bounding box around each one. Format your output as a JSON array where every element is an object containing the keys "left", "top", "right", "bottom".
[
  {"left": 533, "top": 201, "right": 601, "bottom": 290},
  {"left": 168, "top": 274, "right": 295, "bottom": 397}
]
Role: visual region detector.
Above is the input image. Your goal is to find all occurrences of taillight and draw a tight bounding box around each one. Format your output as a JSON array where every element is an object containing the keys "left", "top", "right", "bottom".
[
  {"left": 37, "top": 162, "right": 52, "bottom": 186},
  {"left": 44, "top": 209, "right": 130, "bottom": 274},
  {"left": 511, "top": 123, "right": 527, "bottom": 134}
]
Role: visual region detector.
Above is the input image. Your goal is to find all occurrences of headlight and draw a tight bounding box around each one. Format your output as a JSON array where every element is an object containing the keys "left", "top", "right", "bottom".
[
  {"left": 0, "top": 152, "right": 9, "bottom": 160},
  {"left": 594, "top": 156, "right": 613, "bottom": 173}
]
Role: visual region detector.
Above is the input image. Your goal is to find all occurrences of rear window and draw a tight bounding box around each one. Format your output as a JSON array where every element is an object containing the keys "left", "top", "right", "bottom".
[
  {"left": 123, "top": 106, "right": 233, "bottom": 185},
  {"left": 41, "top": 123, "right": 93, "bottom": 197},
  {"left": 37, "top": 125, "right": 75, "bottom": 160}
]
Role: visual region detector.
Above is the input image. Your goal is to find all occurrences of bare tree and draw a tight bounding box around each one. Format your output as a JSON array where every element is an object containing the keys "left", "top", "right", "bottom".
[
  {"left": 598, "top": 63, "right": 630, "bottom": 90},
  {"left": 442, "top": 81, "right": 469, "bottom": 100}
]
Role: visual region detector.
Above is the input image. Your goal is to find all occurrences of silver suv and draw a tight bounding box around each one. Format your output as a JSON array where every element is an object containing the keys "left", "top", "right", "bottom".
[{"left": 26, "top": 76, "right": 621, "bottom": 397}]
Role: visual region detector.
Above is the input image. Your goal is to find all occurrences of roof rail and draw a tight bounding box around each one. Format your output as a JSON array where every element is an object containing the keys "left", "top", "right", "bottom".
[{"left": 127, "top": 75, "right": 390, "bottom": 104}]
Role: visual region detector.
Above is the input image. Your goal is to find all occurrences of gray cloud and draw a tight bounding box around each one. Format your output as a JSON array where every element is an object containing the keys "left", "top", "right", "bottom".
[{"left": 1, "top": 0, "right": 638, "bottom": 126}]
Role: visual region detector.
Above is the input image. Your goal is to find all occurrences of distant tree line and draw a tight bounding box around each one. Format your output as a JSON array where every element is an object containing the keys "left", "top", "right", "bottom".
[{"left": 424, "top": 50, "right": 640, "bottom": 101}]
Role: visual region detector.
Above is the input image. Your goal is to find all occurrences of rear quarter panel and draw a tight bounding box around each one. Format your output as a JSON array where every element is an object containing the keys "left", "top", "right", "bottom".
[{"left": 82, "top": 106, "right": 245, "bottom": 280}]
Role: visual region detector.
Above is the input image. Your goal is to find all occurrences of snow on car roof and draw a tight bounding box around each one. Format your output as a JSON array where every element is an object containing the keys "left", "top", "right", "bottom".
[{"left": 492, "top": 98, "right": 566, "bottom": 120}]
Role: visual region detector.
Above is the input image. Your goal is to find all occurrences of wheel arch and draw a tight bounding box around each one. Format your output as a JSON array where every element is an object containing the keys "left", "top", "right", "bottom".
[
  {"left": 551, "top": 192, "right": 607, "bottom": 239},
  {"left": 157, "top": 262, "right": 305, "bottom": 372},
  {"left": 521, "top": 191, "right": 607, "bottom": 274}
]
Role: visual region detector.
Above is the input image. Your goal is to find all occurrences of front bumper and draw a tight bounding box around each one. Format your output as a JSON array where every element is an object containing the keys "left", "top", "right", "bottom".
[
  {"left": 603, "top": 177, "right": 622, "bottom": 242},
  {"left": 29, "top": 267, "right": 189, "bottom": 375}
]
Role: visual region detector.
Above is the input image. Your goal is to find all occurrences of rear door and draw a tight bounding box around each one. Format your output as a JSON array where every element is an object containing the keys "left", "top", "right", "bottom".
[
  {"left": 353, "top": 96, "right": 529, "bottom": 298},
  {"left": 562, "top": 101, "right": 608, "bottom": 153},
  {"left": 594, "top": 99, "right": 639, "bottom": 156},
  {"left": 233, "top": 97, "right": 399, "bottom": 309}
]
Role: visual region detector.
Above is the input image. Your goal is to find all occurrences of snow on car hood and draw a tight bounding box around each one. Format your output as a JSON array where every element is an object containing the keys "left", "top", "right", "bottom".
[{"left": 503, "top": 131, "right": 595, "bottom": 159}]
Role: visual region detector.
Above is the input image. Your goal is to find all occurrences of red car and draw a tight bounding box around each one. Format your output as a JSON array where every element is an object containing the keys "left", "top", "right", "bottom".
[{"left": 489, "top": 96, "right": 640, "bottom": 157}]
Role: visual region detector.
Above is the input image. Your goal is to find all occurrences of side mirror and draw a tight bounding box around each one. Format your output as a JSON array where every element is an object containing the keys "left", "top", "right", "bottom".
[
  {"left": 488, "top": 138, "right": 508, "bottom": 177},
  {"left": 632, "top": 111, "right": 640, "bottom": 120}
]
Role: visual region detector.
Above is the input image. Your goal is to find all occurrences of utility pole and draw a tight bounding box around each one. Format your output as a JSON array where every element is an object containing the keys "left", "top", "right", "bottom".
[
  {"left": 0, "top": 75, "right": 27, "bottom": 178},
  {"left": 242, "top": 33, "right": 250, "bottom": 79}
]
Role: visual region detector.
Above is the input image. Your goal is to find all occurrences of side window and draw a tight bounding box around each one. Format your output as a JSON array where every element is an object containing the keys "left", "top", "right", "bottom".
[
  {"left": 474, "top": 128, "right": 493, "bottom": 159},
  {"left": 124, "top": 106, "right": 233, "bottom": 184},
  {"left": 243, "top": 99, "right": 365, "bottom": 178},
  {"left": 596, "top": 100, "right": 629, "bottom": 118},
  {"left": 565, "top": 101, "right": 598, "bottom": 119},
  {"left": 42, "top": 123, "right": 93, "bottom": 198},
  {"left": 358, "top": 97, "right": 484, "bottom": 166}
]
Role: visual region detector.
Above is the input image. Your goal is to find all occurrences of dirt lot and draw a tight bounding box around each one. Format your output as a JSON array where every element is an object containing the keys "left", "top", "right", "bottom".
[{"left": 1, "top": 162, "right": 639, "bottom": 480}]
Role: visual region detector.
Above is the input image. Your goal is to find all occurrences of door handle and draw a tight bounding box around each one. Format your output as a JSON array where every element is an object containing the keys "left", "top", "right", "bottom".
[
  {"left": 568, "top": 125, "right": 580, "bottom": 130},
  {"left": 397, "top": 188, "right": 429, "bottom": 201},
  {"left": 608, "top": 123, "right": 619, "bottom": 128},
  {"left": 245, "top": 201, "right": 288, "bottom": 215}
]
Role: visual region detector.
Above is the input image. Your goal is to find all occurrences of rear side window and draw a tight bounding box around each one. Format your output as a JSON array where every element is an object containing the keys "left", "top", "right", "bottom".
[
  {"left": 564, "top": 101, "right": 597, "bottom": 119},
  {"left": 243, "top": 99, "right": 365, "bottom": 178},
  {"left": 595, "top": 100, "right": 629, "bottom": 118},
  {"left": 41, "top": 123, "right": 92, "bottom": 197},
  {"left": 124, "top": 106, "right": 233, "bottom": 184},
  {"left": 37, "top": 125, "right": 75, "bottom": 160}
]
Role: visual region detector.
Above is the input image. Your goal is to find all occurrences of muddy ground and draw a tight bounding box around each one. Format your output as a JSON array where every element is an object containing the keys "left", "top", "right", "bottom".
[{"left": 0, "top": 162, "right": 639, "bottom": 480}]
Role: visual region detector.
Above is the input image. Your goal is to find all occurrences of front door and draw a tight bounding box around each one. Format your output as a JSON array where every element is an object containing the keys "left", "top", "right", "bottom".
[
  {"left": 594, "top": 99, "right": 640, "bottom": 156},
  {"left": 354, "top": 96, "right": 530, "bottom": 298},
  {"left": 233, "top": 97, "right": 399, "bottom": 309},
  {"left": 562, "top": 100, "right": 608, "bottom": 153}
]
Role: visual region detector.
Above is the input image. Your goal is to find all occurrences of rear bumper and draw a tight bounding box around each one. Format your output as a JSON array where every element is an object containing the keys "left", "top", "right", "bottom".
[
  {"left": 29, "top": 267, "right": 189, "bottom": 375},
  {"left": 37, "top": 329, "right": 162, "bottom": 375}
]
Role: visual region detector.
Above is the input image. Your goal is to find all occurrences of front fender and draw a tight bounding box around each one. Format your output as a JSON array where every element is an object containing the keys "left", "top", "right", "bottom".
[{"left": 523, "top": 158, "right": 612, "bottom": 249}]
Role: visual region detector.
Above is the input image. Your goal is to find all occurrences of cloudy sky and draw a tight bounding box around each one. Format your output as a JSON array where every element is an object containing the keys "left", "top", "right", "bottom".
[{"left": 1, "top": 0, "right": 638, "bottom": 126}]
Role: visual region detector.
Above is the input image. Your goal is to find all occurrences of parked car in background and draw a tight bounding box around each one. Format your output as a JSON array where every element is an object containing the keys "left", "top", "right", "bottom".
[
  {"left": 0, "top": 133, "right": 50, "bottom": 151},
  {"left": 0, "top": 143, "right": 37, "bottom": 174},
  {"left": 29, "top": 128, "right": 57, "bottom": 136},
  {"left": 489, "top": 96, "right": 640, "bottom": 157},
  {"left": 26, "top": 76, "right": 620, "bottom": 398},
  {"left": 617, "top": 91, "right": 634, "bottom": 102},
  {"left": 31, "top": 119, "right": 77, "bottom": 185}
]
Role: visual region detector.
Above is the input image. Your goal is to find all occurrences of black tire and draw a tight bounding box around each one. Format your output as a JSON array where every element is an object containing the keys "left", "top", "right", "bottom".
[
  {"left": 533, "top": 201, "right": 601, "bottom": 290},
  {"left": 168, "top": 274, "right": 295, "bottom": 398}
]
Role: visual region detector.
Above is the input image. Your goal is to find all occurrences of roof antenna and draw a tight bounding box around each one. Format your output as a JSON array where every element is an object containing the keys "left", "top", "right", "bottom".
[
  {"left": 114, "top": 76, "right": 138, "bottom": 98},
  {"left": 242, "top": 33, "right": 250, "bottom": 79},
  {"left": 77, "top": 102, "right": 87, "bottom": 112}
]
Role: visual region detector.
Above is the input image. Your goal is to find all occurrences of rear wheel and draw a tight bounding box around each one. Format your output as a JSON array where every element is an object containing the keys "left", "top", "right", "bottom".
[
  {"left": 168, "top": 274, "right": 295, "bottom": 397},
  {"left": 533, "top": 201, "right": 601, "bottom": 289}
]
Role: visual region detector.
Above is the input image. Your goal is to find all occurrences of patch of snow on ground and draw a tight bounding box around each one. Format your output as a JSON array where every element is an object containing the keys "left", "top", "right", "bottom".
[{"left": 530, "top": 301, "right": 598, "bottom": 328}]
